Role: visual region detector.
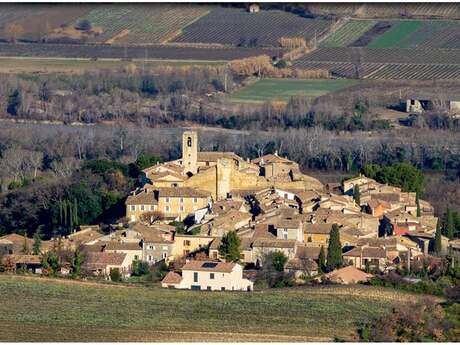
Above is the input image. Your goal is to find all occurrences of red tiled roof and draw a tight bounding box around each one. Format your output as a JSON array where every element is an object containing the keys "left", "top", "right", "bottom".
[{"left": 181, "top": 260, "right": 235, "bottom": 273}]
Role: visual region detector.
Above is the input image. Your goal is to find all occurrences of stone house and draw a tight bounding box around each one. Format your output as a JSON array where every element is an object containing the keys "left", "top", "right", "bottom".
[
  {"left": 161, "top": 260, "right": 253, "bottom": 291},
  {"left": 104, "top": 241, "right": 143, "bottom": 264},
  {"left": 172, "top": 234, "right": 214, "bottom": 258},
  {"left": 83, "top": 252, "right": 132, "bottom": 278}
]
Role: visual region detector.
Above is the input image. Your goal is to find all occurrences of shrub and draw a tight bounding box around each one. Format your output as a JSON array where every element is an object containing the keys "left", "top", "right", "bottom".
[
  {"left": 132, "top": 260, "right": 150, "bottom": 276},
  {"left": 109, "top": 268, "right": 122, "bottom": 282}
]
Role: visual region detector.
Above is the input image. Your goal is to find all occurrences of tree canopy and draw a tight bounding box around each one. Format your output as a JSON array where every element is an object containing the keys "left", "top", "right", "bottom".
[{"left": 219, "top": 231, "right": 241, "bottom": 262}]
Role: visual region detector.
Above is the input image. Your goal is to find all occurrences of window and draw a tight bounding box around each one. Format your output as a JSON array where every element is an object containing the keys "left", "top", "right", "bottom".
[
  {"left": 207, "top": 286, "right": 211, "bottom": 291},
  {"left": 180, "top": 206, "right": 184, "bottom": 212},
  {"left": 148, "top": 245, "right": 154, "bottom": 250},
  {"left": 193, "top": 197, "right": 198, "bottom": 203},
  {"left": 162, "top": 252, "right": 167, "bottom": 259},
  {"left": 141, "top": 205, "right": 145, "bottom": 211},
  {"left": 165, "top": 206, "right": 170, "bottom": 212},
  {"left": 240, "top": 253, "right": 245, "bottom": 260},
  {"left": 150, "top": 205, "right": 154, "bottom": 211},
  {"left": 180, "top": 197, "right": 184, "bottom": 203},
  {"left": 284, "top": 193, "right": 288, "bottom": 199},
  {"left": 134, "top": 255, "right": 139, "bottom": 260},
  {"left": 210, "top": 273, "right": 214, "bottom": 279},
  {"left": 193, "top": 272, "right": 198, "bottom": 282},
  {"left": 184, "top": 240, "right": 191, "bottom": 246},
  {"left": 165, "top": 197, "right": 170, "bottom": 203},
  {"left": 187, "top": 136, "right": 192, "bottom": 147},
  {"left": 130, "top": 205, "right": 136, "bottom": 211},
  {"left": 221, "top": 287, "right": 225, "bottom": 291}
]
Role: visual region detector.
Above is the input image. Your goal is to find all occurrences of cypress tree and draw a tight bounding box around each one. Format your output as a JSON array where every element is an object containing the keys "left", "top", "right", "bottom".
[
  {"left": 327, "top": 224, "right": 342, "bottom": 270},
  {"left": 73, "top": 199, "right": 79, "bottom": 228},
  {"left": 353, "top": 185, "right": 361, "bottom": 206},
  {"left": 434, "top": 219, "right": 442, "bottom": 255},
  {"left": 32, "top": 231, "right": 41, "bottom": 255},
  {"left": 63, "top": 200, "right": 68, "bottom": 230},
  {"left": 446, "top": 208, "right": 455, "bottom": 240},
  {"left": 69, "top": 200, "right": 73, "bottom": 231},
  {"left": 416, "top": 192, "right": 421, "bottom": 217},
  {"left": 22, "top": 235, "right": 29, "bottom": 254},
  {"left": 59, "top": 198, "right": 63, "bottom": 227},
  {"left": 318, "top": 245, "right": 326, "bottom": 273}
]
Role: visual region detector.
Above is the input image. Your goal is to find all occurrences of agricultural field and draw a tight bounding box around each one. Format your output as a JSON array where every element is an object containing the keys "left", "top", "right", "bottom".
[
  {"left": 320, "top": 20, "right": 377, "bottom": 47},
  {"left": 0, "top": 276, "right": 425, "bottom": 342},
  {"left": 367, "top": 20, "right": 423, "bottom": 48},
  {"left": 306, "top": 3, "right": 460, "bottom": 19},
  {"left": 0, "top": 57, "right": 224, "bottom": 74},
  {"left": 173, "top": 7, "right": 333, "bottom": 47},
  {"left": 293, "top": 48, "right": 460, "bottom": 80},
  {"left": 74, "top": 4, "right": 211, "bottom": 44},
  {"left": 0, "top": 43, "right": 284, "bottom": 61},
  {"left": 230, "top": 78, "right": 356, "bottom": 103},
  {"left": 0, "top": 4, "right": 95, "bottom": 42},
  {"left": 298, "top": 47, "right": 460, "bottom": 65}
]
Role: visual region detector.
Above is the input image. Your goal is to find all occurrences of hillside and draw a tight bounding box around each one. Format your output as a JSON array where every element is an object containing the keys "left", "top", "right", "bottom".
[{"left": 0, "top": 275, "right": 425, "bottom": 342}]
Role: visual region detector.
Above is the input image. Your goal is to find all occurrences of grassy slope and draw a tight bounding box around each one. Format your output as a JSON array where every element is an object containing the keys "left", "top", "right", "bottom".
[
  {"left": 0, "top": 275, "right": 422, "bottom": 342},
  {"left": 230, "top": 79, "right": 356, "bottom": 103},
  {"left": 367, "top": 20, "right": 423, "bottom": 48}
]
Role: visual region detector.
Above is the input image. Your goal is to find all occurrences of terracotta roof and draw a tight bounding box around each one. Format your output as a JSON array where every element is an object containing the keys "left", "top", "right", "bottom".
[
  {"left": 182, "top": 260, "right": 236, "bottom": 273},
  {"left": 211, "top": 200, "right": 245, "bottom": 215},
  {"left": 68, "top": 227, "right": 104, "bottom": 244},
  {"left": 251, "top": 154, "right": 294, "bottom": 165},
  {"left": 2, "top": 254, "right": 41, "bottom": 265},
  {"left": 149, "top": 171, "right": 185, "bottom": 182},
  {"left": 158, "top": 187, "right": 210, "bottom": 198},
  {"left": 126, "top": 190, "right": 158, "bottom": 205},
  {"left": 162, "top": 271, "right": 183, "bottom": 284},
  {"left": 198, "top": 151, "right": 242, "bottom": 162},
  {"left": 286, "top": 257, "right": 318, "bottom": 271},
  {"left": 253, "top": 223, "right": 276, "bottom": 240},
  {"left": 253, "top": 238, "right": 296, "bottom": 249},
  {"left": 296, "top": 245, "right": 323, "bottom": 260},
  {"left": 343, "top": 246, "right": 386, "bottom": 259},
  {"left": 325, "top": 266, "right": 373, "bottom": 284},
  {"left": 83, "top": 252, "right": 128, "bottom": 269},
  {"left": 305, "top": 223, "right": 334, "bottom": 235},
  {"left": 372, "top": 193, "right": 400, "bottom": 203},
  {"left": 367, "top": 198, "right": 391, "bottom": 209},
  {"left": 104, "top": 241, "right": 142, "bottom": 251},
  {"left": 131, "top": 223, "right": 173, "bottom": 243}
]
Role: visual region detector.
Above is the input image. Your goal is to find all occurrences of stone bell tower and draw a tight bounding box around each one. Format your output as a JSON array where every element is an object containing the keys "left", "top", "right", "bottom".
[{"left": 182, "top": 131, "right": 198, "bottom": 176}]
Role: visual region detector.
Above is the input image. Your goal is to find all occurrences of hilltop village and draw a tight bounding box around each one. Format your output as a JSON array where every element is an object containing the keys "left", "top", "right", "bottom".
[{"left": 0, "top": 131, "right": 456, "bottom": 290}]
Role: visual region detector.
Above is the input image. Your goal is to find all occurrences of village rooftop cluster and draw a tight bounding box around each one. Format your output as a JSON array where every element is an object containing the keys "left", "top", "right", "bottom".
[{"left": 1, "top": 131, "right": 458, "bottom": 290}]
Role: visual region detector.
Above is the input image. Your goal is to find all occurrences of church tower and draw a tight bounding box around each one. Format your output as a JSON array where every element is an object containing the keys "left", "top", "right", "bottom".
[{"left": 182, "top": 131, "right": 198, "bottom": 176}]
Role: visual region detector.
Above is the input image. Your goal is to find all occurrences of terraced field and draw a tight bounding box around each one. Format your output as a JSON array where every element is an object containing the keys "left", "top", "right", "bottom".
[
  {"left": 173, "top": 7, "right": 333, "bottom": 47},
  {"left": 320, "top": 20, "right": 377, "bottom": 47},
  {"left": 294, "top": 47, "right": 460, "bottom": 80},
  {"left": 0, "top": 43, "right": 284, "bottom": 61},
  {"left": 75, "top": 4, "right": 211, "bottom": 44}
]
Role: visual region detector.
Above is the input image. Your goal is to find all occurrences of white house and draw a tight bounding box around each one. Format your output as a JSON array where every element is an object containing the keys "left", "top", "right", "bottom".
[{"left": 161, "top": 260, "right": 253, "bottom": 291}]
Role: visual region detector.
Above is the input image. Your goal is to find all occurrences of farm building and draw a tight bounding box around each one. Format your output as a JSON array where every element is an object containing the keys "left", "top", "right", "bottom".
[{"left": 405, "top": 95, "right": 460, "bottom": 115}]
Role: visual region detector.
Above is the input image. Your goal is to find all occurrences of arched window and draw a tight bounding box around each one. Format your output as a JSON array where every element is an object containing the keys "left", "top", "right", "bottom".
[{"left": 187, "top": 136, "right": 192, "bottom": 147}]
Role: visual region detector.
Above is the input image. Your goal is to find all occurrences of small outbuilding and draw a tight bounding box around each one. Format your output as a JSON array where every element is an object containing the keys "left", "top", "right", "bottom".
[{"left": 248, "top": 3, "right": 260, "bottom": 13}]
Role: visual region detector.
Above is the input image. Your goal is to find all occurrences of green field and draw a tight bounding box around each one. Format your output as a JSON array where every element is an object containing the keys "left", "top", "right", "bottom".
[
  {"left": 368, "top": 20, "right": 423, "bottom": 48},
  {"left": 0, "top": 275, "right": 423, "bottom": 342},
  {"left": 320, "top": 20, "right": 377, "bottom": 47},
  {"left": 230, "top": 79, "right": 356, "bottom": 103}
]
